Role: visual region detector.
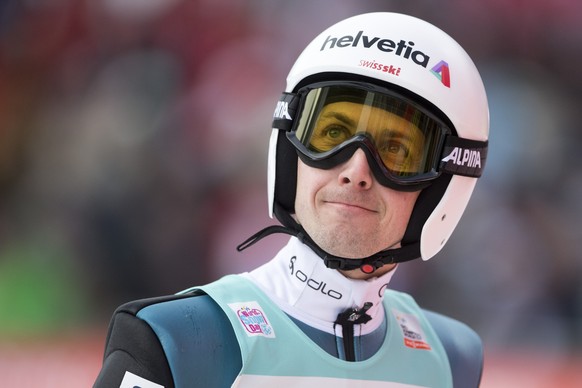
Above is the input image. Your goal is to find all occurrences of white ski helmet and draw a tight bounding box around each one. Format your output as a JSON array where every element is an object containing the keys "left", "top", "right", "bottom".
[{"left": 255, "top": 12, "right": 488, "bottom": 272}]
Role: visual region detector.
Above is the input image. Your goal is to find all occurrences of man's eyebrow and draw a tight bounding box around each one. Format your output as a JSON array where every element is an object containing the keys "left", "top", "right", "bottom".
[
  {"left": 320, "top": 109, "right": 423, "bottom": 144},
  {"left": 320, "top": 111, "right": 357, "bottom": 127},
  {"left": 377, "top": 128, "right": 416, "bottom": 143}
]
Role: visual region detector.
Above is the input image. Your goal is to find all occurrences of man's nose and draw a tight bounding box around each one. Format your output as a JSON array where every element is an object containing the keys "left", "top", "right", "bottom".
[{"left": 338, "top": 149, "right": 373, "bottom": 189}]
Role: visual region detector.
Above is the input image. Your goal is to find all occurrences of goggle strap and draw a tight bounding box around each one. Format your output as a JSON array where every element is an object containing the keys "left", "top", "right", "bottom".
[
  {"left": 440, "top": 136, "right": 488, "bottom": 178},
  {"left": 272, "top": 92, "right": 300, "bottom": 131}
]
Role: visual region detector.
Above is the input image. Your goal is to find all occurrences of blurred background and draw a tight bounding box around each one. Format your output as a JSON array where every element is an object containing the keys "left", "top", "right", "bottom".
[{"left": 0, "top": 0, "right": 581, "bottom": 386}]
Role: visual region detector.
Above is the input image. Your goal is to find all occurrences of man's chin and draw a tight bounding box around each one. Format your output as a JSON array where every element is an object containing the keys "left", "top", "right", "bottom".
[{"left": 320, "top": 243, "right": 376, "bottom": 260}]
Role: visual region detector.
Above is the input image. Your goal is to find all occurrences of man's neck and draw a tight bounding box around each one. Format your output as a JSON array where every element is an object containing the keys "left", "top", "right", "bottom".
[{"left": 242, "top": 237, "right": 398, "bottom": 335}]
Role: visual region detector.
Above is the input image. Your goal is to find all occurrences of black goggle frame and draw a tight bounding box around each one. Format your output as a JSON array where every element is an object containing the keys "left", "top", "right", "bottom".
[{"left": 272, "top": 81, "right": 488, "bottom": 191}]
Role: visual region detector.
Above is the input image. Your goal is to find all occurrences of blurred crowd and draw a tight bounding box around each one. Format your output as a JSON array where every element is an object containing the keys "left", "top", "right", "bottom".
[{"left": 0, "top": 0, "right": 581, "bottom": 360}]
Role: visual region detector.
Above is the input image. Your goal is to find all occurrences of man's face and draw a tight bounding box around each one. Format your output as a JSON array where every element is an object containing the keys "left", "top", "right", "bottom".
[{"left": 294, "top": 101, "right": 422, "bottom": 262}]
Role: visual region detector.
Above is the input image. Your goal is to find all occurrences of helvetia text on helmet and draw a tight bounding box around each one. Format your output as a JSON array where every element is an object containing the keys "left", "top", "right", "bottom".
[{"left": 320, "top": 31, "right": 430, "bottom": 68}]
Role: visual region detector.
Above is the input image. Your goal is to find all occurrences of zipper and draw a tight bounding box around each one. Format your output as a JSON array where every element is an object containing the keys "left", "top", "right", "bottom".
[{"left": 334, "top": 302, "right": 373, "bottom": 361}]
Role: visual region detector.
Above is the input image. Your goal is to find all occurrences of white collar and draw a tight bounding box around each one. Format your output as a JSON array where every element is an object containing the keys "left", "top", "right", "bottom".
[{"left": 242, "top": 237, "right": 397, "bottom": 335}]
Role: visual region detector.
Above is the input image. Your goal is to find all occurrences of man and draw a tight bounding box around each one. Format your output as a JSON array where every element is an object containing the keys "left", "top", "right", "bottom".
[{"left": 94, "top": 12, "right": 489, "bottom": 388}]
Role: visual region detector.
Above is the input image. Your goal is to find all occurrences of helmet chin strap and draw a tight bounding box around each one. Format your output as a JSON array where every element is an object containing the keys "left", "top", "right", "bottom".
[{"left": 237, "top": 222, "right": 420, "bottom": 274}]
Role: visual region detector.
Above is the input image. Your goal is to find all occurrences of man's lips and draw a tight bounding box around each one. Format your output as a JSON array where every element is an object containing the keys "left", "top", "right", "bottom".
[{"left": 323, "top": 200, "right": 377, "bottom": 213}]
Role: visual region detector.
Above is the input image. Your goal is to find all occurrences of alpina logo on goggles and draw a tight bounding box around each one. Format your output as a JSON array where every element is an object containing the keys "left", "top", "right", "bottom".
[{"left": 272, "top": 82, "right": 487, "bottom": 190}]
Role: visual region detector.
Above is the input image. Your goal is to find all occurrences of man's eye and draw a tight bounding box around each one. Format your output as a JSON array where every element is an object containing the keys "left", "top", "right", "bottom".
[
  {"left": 383, "top": 141, "right": 409, "bottom": 157},
  {"left": 308, "top": 125, "right": 352, "bottom": 152},
  {"left": 390, "top": 143, "right": 409, "bottom": 156},
  {"left": 324, "top": 125, "right": 351, "bottom": 140}
]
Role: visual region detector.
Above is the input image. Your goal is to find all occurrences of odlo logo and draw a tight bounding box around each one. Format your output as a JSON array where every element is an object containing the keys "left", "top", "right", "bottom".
[{"left": 289, "top": 256, "right": 342, "bottom": 300}]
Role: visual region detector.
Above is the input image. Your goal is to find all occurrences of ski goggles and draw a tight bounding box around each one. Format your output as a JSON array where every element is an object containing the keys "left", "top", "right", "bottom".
[{"left": 272, "top": 81, "right": 487, "bottom": 191}]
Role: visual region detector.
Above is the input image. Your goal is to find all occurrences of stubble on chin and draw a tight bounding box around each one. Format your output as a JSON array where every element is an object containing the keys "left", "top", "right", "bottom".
[{"left": 302, "top": 220, "right": 386, "bottom": 259}]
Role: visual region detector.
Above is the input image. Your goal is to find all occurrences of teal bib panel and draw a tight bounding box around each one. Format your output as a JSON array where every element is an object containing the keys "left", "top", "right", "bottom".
[{"left": 199, "top": 275, "right": 452, "bottom": 388}]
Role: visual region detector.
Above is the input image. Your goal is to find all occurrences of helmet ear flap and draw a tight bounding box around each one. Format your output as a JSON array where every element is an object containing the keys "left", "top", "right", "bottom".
[
  {"left": 273, "top": 132, "right": 298, "bottom": 219},
  {"left": 402, "top": 174, "right": 452, "bottom": 247}
]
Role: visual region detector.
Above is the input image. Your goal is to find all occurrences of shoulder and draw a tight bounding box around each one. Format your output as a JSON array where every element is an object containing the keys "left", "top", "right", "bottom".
[
  {"left": 94, "top": 291, "right": 242, "bottom": 388},
  {"left": 384, "top": 290, "right": 483, "bottom": 387},
  {"left": 134, "top": 290, "right": 227, "bottom": 327},
  {"left": 94, "top": 294, "right": 192, "bottom": 387},
  {"left": 423, "top": 309, "right": 484, "bottom": 388}
]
